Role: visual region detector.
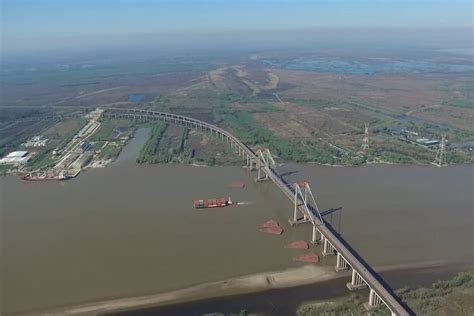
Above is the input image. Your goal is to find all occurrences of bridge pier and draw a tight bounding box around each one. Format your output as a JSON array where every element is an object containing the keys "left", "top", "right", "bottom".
[
  {"left": 369, "top": 288, "right": 382, "bottom": 307},
  {"left": 248, "top": 159, "right": 256, "bottom": 171},
  {"left": 255, "top": 163, "right": 270, "bottom": 182},
  {"left": 322, "top": 236, "right": 336, "bottom": 256},
  {"left": 311, "top": 225, "right": 323, "bottom": 244},
  {"left": 347, "top": 269, "right": 367, "bottom": 291},
  {"left": 364, "top": 288, "right": 396, "bottom": 315},
  {"left": 335, "top": 252, "right": 349, "bottom": 272}
]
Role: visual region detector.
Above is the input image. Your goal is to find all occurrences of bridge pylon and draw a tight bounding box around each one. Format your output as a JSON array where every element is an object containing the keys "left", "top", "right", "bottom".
[
  {"left": 290, "top": 182, "right": 325, "bottom": 244},
  {"left": 255, "top": 148, "right": 276, "bottom": 181}
]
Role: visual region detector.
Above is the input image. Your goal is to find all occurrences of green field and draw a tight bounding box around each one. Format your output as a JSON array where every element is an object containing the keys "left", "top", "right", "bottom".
[
  {"left": 446, "top": 99, "right": 474, "bottom": 109},
  {"left": 90, "top": 118, "right": 134, "bottom": 141}
]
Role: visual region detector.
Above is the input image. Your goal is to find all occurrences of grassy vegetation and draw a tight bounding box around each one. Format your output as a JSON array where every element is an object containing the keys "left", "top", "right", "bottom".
[
  {"left": 136, "top": 122, "right": 168, "bottom": 163},
  {"left": 0, "top": 120, "right": 53, "bottom": 158},
  {"left": 216, "top": 108, "right": 337, "bottom": 163},
  {"left": 90, "top": 118, "right": 133, "bottom": 141},
  {"left": 397, "top": 271, "right": 474, "bottom": 315},
  {"left": 98, "top": 142, "right": 123, "bottom": 160},
  {"left": 143, "top": 95, "right": 172, "bottom": 112},
  {"left": 210, "top": 93, "right": 338, "bottom": 164},
  {"left": 371, "top": 119, "right": 474, "bottom": 165},
  {"left": 297, "top": 271, "right": 474, "bottom": 316},
  {"left": 446, "top": 99, "right": 474, "bottom": 109},
  {"left": 27, "top": 118, "right": 88, "bottom": 170},
  {"left": 284, "top": 97, "right": 341, "bottom": 109}
]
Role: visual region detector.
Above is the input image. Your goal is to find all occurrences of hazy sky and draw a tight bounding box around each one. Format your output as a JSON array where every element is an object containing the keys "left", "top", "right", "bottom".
[{"left": 2, "top": 0, "right": 473, "bottom": 53}]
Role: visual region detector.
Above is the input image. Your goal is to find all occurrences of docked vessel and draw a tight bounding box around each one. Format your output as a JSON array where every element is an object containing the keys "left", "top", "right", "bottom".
[
  {"left": 21, "top": 170, "right": 78, "bottom": 181},
  {"left": 194, "top": 197, "right": 233, "bottom": 209}
]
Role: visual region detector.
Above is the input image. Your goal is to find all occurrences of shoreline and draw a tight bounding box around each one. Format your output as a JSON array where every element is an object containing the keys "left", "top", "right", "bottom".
[
  {"left": 24, "top": 260, "right": 472, "bottom": 316},
  {"left": 2, "top": 159, "right": 472, "bottom": 179}
]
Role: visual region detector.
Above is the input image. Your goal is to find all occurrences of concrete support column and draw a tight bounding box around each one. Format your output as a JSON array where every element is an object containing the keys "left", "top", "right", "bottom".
[
  {"left": 323, "top": 238, "right": 335, "bottom": 256},
  {"left": 311, "top": 225, "right": 317, "bottom": 244},
  {"left": 351, "top": 269, "right": 357, "bottom": 284},
  {"left": 335, "top": 252, "right": 349, "bottom": 271},
  {"left": 347, "top": 269, "right": 367, "bottom": 290},
  {"left": 293, "top": 191, "right": 298, "bottom": 223},
  {"left": 369, "top": 288, "right": 376, "bottom": 306}
]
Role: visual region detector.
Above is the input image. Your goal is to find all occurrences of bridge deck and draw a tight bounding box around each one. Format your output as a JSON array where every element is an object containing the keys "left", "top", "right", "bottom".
[{"left": 104, "top": 108, "right": 412, "bottom": 316}]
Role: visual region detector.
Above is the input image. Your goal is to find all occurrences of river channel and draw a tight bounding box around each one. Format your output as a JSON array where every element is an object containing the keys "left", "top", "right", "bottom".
[{"left": 1, "top": 128, "right": 472, "bottom": 315}]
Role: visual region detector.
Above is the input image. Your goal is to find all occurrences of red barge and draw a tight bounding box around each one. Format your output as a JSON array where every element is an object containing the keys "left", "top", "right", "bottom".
[{"left": 194, "top": 197, "right": 233, "bottom": 209}]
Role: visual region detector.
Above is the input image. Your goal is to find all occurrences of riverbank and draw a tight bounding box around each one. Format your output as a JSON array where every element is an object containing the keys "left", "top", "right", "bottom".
[
  {"left": 26, "top": 260, "right": 472, "bottom": 316},
  {"left": 27, "top": 265, "right": 336, "bottom": 315},
  {"left": 298, "top": 271, "right": 474, "bottom": 316}
]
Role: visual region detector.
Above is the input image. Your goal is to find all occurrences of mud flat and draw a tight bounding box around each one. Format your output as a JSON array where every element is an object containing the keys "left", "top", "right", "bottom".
[
  {"left": 27, "top": 260, "right": 472, "bottom": 316},
  {"left": 25, "top": 265, "right": 337, "bottom": 315}
]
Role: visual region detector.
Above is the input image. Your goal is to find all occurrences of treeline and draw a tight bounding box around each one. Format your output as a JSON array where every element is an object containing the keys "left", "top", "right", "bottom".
[
  {"left": 157, "top": 127, "right": 194, "bottom": 164},
  {"left": 136, "top": 124, "right": 196, "bottom": 164},
  {"left": 136, "top": 122, "right": 168, "bottom": 163}
]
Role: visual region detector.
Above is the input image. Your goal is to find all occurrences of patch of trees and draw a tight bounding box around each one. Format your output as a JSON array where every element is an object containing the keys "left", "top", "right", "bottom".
[{"left": 136, "top": 122, "right": 168, "bottom": 163}]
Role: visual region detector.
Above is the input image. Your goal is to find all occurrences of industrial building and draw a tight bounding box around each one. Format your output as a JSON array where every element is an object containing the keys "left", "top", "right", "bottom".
[
  {"left": 416, "top": 138, "right": 440, "bottom": 146},
  {"left": 0, "top": 151, "right": 30, "bottom": 165}
]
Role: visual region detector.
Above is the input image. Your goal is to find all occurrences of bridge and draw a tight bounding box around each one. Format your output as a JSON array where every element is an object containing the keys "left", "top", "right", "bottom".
[{"left": 103, "top": 108, "right": 413, "bottom": 316}]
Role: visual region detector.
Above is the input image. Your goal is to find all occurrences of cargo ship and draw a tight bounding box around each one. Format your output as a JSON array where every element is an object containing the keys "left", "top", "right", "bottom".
[
  {"left": 194, "top": 197, "right": 233, "bottom": 209},
  {"left": 21, "top": 170, "right": 78, "bottom": 181}
]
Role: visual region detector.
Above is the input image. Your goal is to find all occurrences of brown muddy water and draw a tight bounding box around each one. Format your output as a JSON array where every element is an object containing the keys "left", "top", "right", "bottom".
[{"left": 1, "top": 128, "right": 473, "bottom": 315}]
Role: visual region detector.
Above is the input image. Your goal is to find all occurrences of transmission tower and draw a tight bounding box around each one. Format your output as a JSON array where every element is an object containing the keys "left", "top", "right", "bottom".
[
  {"left": 432, "top": 135, "right": 448, "bottom": 167},
  {"left": 360, "top": 123, "right": 369, "bottom": 154}
]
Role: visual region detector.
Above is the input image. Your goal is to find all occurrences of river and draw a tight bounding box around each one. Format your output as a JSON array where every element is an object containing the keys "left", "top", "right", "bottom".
[{"left": 1, "top": 129, "right": 472, "bottom": 315}]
